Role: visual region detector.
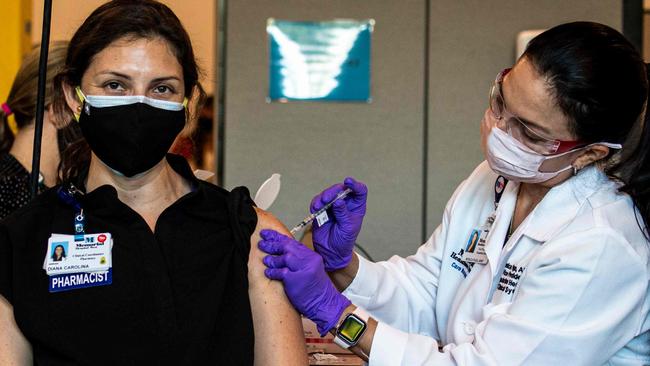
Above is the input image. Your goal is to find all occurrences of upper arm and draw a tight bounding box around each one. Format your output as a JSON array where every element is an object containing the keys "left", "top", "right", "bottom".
[
  {"left": 0, "top": 295, "right": 32, "bottom": 365},
  {"left": 248, "top": 208, "right": 307, "bottom": 366},
  {"left": 0, "top": 224, "right": 32, "bottom": 364}
]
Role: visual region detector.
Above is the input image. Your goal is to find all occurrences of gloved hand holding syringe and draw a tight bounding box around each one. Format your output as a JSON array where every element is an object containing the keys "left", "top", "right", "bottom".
[{"left": 290, "top": 188, "right": 353, "bottom": 235}]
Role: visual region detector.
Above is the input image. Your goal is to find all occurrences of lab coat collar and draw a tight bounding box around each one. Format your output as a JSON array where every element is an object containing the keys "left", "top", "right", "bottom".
[{"left": 520, "top": 165, "right": 609, "bottom": 243}]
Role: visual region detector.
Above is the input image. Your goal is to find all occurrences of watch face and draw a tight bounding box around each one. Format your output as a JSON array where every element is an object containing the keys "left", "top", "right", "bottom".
[{"left": 338, "top": 314, "right": 367, "bottom": 344}]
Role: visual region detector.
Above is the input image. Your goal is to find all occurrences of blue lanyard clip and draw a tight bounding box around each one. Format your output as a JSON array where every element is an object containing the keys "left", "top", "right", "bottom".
[
  {"left": 75, "top": 209, "right": 85, "bottom": 234},
  {"left": 57, "top": 184, "right": 86, "bottom": 240}
]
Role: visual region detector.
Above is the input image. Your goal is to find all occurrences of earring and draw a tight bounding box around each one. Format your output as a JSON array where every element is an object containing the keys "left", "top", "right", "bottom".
[
  {"left": 572, "top": 165, "right": 579, "bottom": 176},
  {"left": 76, "top": 105, "right": 82, "bottom": 112}
]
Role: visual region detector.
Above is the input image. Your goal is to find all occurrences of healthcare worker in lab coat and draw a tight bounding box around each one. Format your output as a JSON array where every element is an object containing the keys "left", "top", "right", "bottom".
[{"left": 258, "top": 21, "right": 650, "bottom": 365}]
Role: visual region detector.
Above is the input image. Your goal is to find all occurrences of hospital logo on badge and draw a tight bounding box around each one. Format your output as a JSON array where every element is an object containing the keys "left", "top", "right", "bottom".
[{"left": 495, "top": 176, "right": 506, "bottom": 195}]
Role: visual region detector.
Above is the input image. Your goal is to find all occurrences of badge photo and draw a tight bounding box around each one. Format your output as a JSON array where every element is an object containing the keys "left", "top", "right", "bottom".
[{"left": 50, "top": 241, "right": 69, "bottom": 262}]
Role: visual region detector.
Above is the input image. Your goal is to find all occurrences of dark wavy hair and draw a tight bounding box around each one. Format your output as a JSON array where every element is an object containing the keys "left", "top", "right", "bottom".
[
  {"left": 523, "top": 21, "right": 649, "bottom": 238},
  {"left": 52, "top": 0, "right": 206, "bottom": 182}
]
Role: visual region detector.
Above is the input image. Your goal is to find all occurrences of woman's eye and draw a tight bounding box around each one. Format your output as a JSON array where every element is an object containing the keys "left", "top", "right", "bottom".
[
  {"left": 154, "top": 85, "right": 173, "bottom": 94},
  {"left": 523, "top": 130, "right": 544, "bottom": 142},
  {"left": 515, "top": 121, "right": 545, "bottom": 142},
  {"left": 106, "top": 81, "right": 123, "bottom": 90}
]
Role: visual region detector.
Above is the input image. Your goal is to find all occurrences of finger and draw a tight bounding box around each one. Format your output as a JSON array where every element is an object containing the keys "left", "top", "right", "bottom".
[
  {"left": 344, "top": 177, "right": 368, "bottom": 197},
  {"left": 310, "top": 183, "right": 345, "bottom": 213},
  {"left": 258, "top": 238, "right": 286, "bottom": 255},
  {"left": 263, "top": 254, "right": 287, "bottom": 269},
  {"left": 260, "top": 229, "right": 280, "bottom": 241},
  {"left": 330, "top": 197, "right": 351, "bottom": 223},
  {"left": 264, "top": 267, "right": 289, "bottom": 281},
  {"left": 288, "top": 252, "right": 324, "bottom": 274},
  {"left": 344, "top": 177, "right": 368, "bottom": 207}
]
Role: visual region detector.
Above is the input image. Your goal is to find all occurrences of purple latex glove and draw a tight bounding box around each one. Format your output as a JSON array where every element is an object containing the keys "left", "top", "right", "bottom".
[
  {"left": 259, "top": 229, "right": 351, "bottom": 336},
  {"left": 310, "top": 177, "right": 368, "bottom": 271}
]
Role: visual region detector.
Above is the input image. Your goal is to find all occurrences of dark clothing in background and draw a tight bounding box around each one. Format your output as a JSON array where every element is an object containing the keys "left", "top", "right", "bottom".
[{"left": 0, "top": 153, "right": 45, "bottom": 220}]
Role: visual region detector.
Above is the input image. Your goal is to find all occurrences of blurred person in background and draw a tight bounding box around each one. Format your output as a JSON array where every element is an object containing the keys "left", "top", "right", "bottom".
[{"left": 0, "top": 41, "right": 81, "bottom": 220}]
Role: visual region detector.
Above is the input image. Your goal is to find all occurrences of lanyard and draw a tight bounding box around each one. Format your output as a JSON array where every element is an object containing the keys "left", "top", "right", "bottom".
[
  {"left": 494, "top": 175, "right": 508, "bottom": 209},
  {"left": 462, "top": 176, "right": 509, "bottom": 266},
  {"left": 56, "top": 183, "right": 86, "bottom": 241},
  {"left": 483, "top": 175, "right": 508, "bottom": 232}
]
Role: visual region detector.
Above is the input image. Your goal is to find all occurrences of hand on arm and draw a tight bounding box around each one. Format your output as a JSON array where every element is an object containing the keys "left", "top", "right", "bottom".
[
  {"left": 248, "top": 208, "right": 308, "bottom": 366},
  {"left": 259, "top": 230, "right": 378, "bottom": 361}
]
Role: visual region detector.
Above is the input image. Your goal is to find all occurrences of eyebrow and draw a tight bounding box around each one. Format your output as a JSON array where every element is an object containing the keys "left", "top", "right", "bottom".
[
  {"left": 512, "top": 112, "right": 553, "bottom": 136},
  {"left": 501, "top": 84, "right": 553, "bottom": 137},
  {"left": 97, "top": 71, "right": 181, "bottom": 83}
]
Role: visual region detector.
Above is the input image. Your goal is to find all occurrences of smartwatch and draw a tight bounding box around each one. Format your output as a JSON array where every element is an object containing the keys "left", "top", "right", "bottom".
[{"left": 334, "top": 307, "right": 369, "bottom": 349}]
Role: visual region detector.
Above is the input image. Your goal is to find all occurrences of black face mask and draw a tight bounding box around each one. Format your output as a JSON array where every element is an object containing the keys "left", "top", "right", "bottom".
[{"left": 78, "top": 100, "right": 185, "bottom": 177}]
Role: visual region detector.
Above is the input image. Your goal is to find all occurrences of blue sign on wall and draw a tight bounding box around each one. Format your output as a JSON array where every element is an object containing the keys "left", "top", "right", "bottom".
[{"left": 267, "top": 19, "right": 373, "bottom": 102}]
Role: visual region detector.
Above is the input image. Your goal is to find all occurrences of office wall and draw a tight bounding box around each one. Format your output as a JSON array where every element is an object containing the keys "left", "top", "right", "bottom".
[
  {"left": 425, "top": 0, "right": 622, "bottom": 235},
  {"left": 224, "top": 0, "right": 427, "bottom": 259},
  {"left": 224, "top": 1, "right": 624, "bottom": 261}
]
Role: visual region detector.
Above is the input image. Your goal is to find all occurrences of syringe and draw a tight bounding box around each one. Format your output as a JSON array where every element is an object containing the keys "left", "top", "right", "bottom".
[{"left": 290, "top": 188, "right": 353, "bottom": 235}]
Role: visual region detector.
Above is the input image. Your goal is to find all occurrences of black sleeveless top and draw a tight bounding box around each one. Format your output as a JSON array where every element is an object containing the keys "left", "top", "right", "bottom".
[{"left": 0, "top": 155, "right": 256, "bottom": 365}]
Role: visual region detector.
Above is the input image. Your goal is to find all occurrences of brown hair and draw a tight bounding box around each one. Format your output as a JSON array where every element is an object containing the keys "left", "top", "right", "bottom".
[
  {"left": 0, "top": 41, "right": 70, "bottom": 154},
  {"left": 53, "top": 0, "right": 206, "bottom": 182}
]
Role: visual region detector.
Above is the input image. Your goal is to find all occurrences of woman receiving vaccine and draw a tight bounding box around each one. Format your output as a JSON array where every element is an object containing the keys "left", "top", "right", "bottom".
[{"left": 0, "top": 1, "right": 306, "bottom": 365}]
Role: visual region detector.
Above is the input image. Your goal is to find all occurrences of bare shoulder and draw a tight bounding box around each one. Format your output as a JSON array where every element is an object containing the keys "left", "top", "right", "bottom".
[{"left": 252, "top": 207, "right": 291, "bottom": 236}]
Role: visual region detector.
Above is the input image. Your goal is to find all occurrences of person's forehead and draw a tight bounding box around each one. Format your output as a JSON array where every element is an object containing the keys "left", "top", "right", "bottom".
[
  {"left": 86, "top": 37, "right": 183, "bottom": 78},
  {"left": 503, "top": 58, "right": 574, "bottom": 140}
]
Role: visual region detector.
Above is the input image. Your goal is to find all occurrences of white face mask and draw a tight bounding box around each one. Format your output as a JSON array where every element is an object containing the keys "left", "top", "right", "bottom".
[
  {"left": 485, "top": 126, "right": 621, "bottom": 184},
  {"left": 74, "top": 87, "right": 186, "bottom": 118}
]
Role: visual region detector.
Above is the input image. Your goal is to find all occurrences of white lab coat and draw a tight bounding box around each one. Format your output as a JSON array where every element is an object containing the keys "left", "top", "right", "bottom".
[{"left": 344, "top": 162, "right": 650, "bottom": 365}]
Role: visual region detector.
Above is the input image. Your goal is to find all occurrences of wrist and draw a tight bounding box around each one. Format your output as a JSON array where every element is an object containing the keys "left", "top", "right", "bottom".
[
  {"left": 315, "top": 292, "right": 351, "bottom": 336},
  {"left": 330, "top": 305, "right": 371, "bottom": 353},
  {"left": 332, "top": 304, "right": 357, "bottom": 332},
  {"left": 323, "top": 252, "right": 353, "bottom": 272}
]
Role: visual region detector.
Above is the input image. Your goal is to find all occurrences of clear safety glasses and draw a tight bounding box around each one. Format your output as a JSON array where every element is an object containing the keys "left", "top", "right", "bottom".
[{"left": 489, "top": 68, "right": 584, "bottom": 155}]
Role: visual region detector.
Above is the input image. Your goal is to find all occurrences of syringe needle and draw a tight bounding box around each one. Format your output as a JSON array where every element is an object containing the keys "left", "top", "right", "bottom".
[{"left": 289, "top": 188, "right": 352, "bottom": 235}]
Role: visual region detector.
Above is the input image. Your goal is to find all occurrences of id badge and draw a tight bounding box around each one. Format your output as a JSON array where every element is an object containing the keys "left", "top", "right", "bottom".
[
  {"left": 44, "top": 233, "right": 113, "bottom": 292},
  {"left": 461, "top": 229, "right": 488, "bottom": 264},
  {"left": 461, "top": 213, "right": 495, "bottom": 265}
]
